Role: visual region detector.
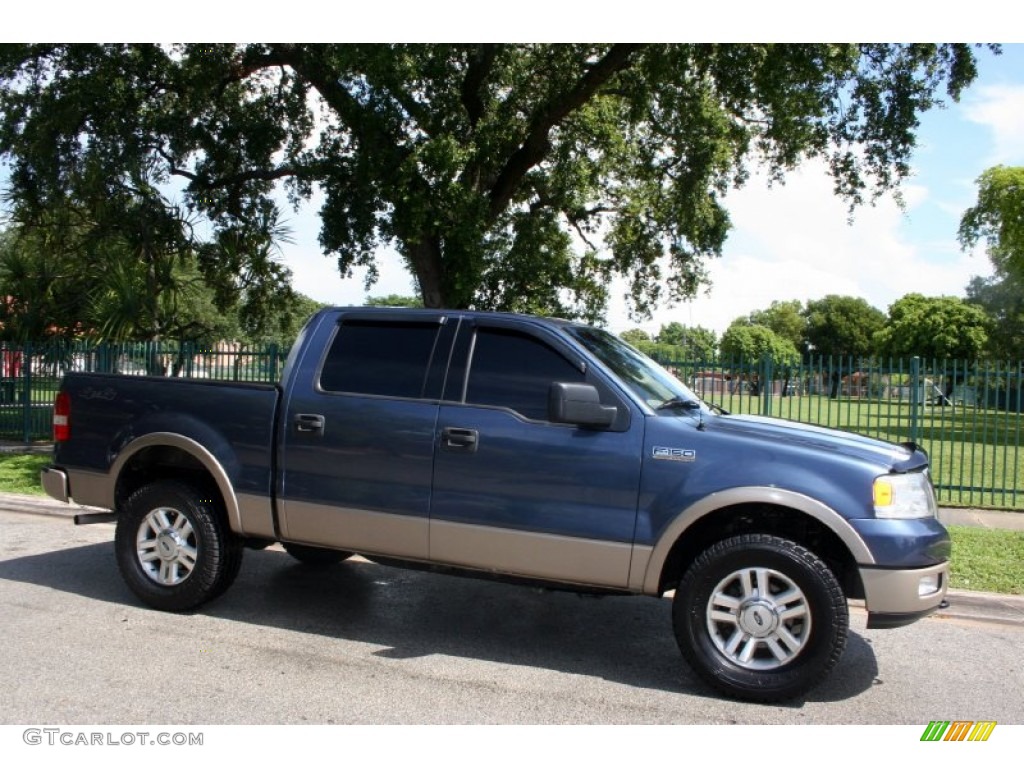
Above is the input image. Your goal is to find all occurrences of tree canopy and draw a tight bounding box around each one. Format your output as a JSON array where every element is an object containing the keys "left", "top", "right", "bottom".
[
  {"left": 364, "top": 294, "right": 424, "bottom": 307},
  {"left": 0, "top": 43, "right": 991, "bottom": 321},
  {"left": 655, "top": 321, "right": 718, "bottom": 360},
  {"left": 875, "top": 294, "right": 990, "bottom": 360},
  {"left": 720, "top": 322, "right": 799, "bottom": 365},
  {"left": 804, "top": 294, "right": 886, "bottom": 358},
  {"left": 724, "top": 296, "right": 886, "bottom": 358},
  {"left": 0, "top": 221, "right": 320, "bottom": 346},
  {"left": 619, "top": 328, "right": 652, "bottom": 347},
  {"left": 965, "top": 274, "right": 1024, "bottom": 360},
  {"left": 747, "top": 300, "right": 806, "bottom": 352},
  {"left": 959, "top": 165, "right": 1024, "bottom": 282}
]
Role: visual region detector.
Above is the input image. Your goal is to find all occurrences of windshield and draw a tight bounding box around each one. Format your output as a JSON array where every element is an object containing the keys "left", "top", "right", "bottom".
[{"left": 566, "top": 325, "right": 706, "bottom": 412}]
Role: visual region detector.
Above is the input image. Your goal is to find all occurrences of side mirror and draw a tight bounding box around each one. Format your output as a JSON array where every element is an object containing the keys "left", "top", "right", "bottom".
[{"left": 549, "top": 382, "right": 617, "bottom": 428}]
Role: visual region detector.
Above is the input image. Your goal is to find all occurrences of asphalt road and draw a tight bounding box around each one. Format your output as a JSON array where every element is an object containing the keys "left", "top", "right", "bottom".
[{"left": 1, "top": 507, "right": 1022, "bottom": 725}]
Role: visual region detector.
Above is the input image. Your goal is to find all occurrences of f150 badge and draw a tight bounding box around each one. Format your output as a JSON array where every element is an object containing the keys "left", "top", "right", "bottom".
[{"left": 652, "top": 446, "right": 696, "bottom": 462}]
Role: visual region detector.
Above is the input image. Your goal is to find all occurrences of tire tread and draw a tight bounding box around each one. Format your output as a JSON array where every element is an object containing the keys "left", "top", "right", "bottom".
[
  {"left": 114, "top": 480, "right": 243, "bottom": 612},
  {"left": 673, "top": 533, "right": 848, "bottom": 702}
]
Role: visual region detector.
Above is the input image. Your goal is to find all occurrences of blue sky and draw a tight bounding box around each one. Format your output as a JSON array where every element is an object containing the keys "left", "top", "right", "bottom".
[{"left": 270, "top": 43, "right": 1024, "bottom": 336}]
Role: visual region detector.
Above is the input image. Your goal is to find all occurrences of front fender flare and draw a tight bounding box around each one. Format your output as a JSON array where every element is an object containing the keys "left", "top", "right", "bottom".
[{"left": 629, "top": 486, "right": 874, "bottom": 594}]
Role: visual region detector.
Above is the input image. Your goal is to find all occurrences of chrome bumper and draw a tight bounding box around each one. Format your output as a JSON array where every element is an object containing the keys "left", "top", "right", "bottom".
[{"left": 860, "top": 561, "right": 949, "bottom": 629}]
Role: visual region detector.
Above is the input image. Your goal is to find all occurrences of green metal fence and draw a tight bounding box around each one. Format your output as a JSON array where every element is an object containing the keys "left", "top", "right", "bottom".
[
  {"left": 0, "top": 341, "right": 285, "bottom": 444},
  {"left": 5, "top": 338, "right": 1024, "bottom": 510}
]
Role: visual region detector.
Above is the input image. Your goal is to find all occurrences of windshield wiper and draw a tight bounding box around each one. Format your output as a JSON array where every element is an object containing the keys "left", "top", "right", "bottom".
[{"left": 656, "top": 397, "right": 702, "bottom": 411}]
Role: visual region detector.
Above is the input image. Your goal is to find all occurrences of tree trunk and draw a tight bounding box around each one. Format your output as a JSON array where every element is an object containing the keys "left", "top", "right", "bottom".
[{"left": 405, "top": 237, "right": 447, "bottom": 309}]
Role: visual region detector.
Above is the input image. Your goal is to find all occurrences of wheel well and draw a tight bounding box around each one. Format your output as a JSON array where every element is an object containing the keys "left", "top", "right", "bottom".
[
  {"left": 115, "top": 445, "right": 222, "bottom": 512},
  {"left": 657, "top": 503, "right": 864, "bottom": 599}
]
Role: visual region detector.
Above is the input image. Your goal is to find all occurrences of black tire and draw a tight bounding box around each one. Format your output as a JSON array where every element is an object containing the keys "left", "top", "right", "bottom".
[
  {"left": 115, "top": 480, "right": 243, "bottom": 612},
  {"left": 282, "top": 542, "right": 353, "bottom": 566},
  {"left": 673, "top": 534, "right": 848, "bottom": 702}
]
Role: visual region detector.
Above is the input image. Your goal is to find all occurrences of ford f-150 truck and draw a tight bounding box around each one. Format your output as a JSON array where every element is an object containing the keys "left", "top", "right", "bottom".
[{"left": 41, "top": 307, "right": 949, "bottom": 702}]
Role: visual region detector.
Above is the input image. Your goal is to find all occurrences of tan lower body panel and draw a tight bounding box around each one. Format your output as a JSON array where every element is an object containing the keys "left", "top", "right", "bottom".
[
  {"left": 279, "top": 499, "right": 429, "bottom": 560},
  {"left": 429, "top": 519, "right": 633, "bottom": 589},
  {"left": 627, "top": 545, "right": 655, "bottom": 593},
  {"left": 236, "top": 493, "right": 276, "bottom": 539},
  {"left": 860, "top": 561, "right": 949, "bottom": 615},
  {"left": 65, "top": 468, "right": 114, "bottom": 509}
]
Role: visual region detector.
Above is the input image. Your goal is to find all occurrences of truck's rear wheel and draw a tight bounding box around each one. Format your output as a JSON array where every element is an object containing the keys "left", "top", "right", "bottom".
[
  {"left": 673, "top": 534, "right": 848, "bottom": 702},
  {"left": 115, "top": 480, "right": 243, "bottom": 612},
  {"left": 282, "top": 542, "right": 353, "bottom": 566}
]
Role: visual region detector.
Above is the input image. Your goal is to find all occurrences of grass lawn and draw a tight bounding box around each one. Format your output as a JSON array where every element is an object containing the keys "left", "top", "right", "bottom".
[
  {"left": 947, "top": 526, "right": 1024, "bottom": 595},
  {"left": 0, "top": 452, "right": 50, "bottom": 495}
]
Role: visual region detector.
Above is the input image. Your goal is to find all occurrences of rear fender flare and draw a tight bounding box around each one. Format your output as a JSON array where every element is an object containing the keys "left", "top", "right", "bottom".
[{"left": 110, "top": 432, "right": 245, "bottom": 535}]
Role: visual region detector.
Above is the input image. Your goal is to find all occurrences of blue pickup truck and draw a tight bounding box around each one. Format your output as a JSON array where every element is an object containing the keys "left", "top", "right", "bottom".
[{"left": 41, "top": 307, "right": 949, "bottom": 701}]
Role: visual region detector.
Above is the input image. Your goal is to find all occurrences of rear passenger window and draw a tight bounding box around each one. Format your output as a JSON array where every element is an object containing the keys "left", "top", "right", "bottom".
[
  {"left": 320, "top": 321, "right": 440, "bottom": 398},
  {"left": 465, "top": 328, "right": 584, "bottom": 420}
]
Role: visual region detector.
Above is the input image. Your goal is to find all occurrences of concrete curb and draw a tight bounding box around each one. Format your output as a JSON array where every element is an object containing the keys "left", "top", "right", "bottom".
[
  {"left": 937, "top": 590, "right": 1024, "bottom": 627},
  {"left": 0, "top": 491, "right": 94, "bottom": 518}
]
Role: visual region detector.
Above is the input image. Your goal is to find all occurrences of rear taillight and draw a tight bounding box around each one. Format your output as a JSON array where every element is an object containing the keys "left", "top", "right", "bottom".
[{"left": 54, "top": 391, "right": 70, "bottom": 442}]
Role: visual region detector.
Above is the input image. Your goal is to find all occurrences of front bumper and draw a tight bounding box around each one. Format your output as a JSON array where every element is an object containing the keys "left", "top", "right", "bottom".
[{"left": 860, "top": 561, "right": 949, "bottom": 629}]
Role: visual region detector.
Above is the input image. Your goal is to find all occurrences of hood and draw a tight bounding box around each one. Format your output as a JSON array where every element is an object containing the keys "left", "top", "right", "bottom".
[{"left": 710, "top": 413, "right": 928, "bottom": 472}]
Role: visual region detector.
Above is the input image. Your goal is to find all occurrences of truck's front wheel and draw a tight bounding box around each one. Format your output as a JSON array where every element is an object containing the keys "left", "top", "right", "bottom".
[
  {"left": 673, "top": 534, "right": 848, "bottom": 702},
  {"left": 115, "top": 481, "right": 243, "bottom": 612}
]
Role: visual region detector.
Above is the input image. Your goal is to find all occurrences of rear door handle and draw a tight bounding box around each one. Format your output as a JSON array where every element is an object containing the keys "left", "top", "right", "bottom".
[
  {"left": 442, "top": 426, "right": 478, "bottom": 452},
  {"left": 294, "top": 413, "right": 325, "bottom": 435}
]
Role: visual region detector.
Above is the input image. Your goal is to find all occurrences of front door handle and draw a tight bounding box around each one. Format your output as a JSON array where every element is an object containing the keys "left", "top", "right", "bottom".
[
  {"left": 294, "top": 413, "right": 325, "bottom": 435},
  {"left": 442, "top": 426, "right": 478, "bottom": 452}
]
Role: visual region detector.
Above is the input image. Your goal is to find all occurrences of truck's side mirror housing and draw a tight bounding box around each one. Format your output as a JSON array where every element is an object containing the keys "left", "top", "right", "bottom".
[{"left": 549, "top": 382, "right": 617, "bottom": 428}]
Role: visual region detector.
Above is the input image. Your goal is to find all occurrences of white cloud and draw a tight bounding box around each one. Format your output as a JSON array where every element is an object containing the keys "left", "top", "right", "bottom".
[
  {"left": 964, "top": 84, "right": 1024, "bottom": 164},
  {"left": 606, "top": 160, "right": 992, "bottom": 336}
]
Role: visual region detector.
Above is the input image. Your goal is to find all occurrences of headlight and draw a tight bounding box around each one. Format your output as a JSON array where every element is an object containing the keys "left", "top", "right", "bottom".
[{"left": 873, "top": 472, "right": 938, "bottom": 519}]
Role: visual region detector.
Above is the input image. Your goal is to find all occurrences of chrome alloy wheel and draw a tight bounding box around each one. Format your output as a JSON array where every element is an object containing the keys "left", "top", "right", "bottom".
[
  {"left": 135, "top": 507, "right": 198, "bottom": 586},
  {"left": 706, "top": 566, "right": 811, "bottom": 670}
]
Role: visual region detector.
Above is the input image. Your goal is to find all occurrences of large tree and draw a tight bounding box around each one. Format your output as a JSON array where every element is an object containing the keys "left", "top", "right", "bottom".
[
  {"left": 364, "top": 294, "right": 424, "bottom": 308},
  {"left": 720, "top": 322, "right": 799, "bottom": 364},
  {"left": 738, "top": 299, "right": 807, "bottom": 351},
  {"left": 655, "top": 321, "right": 718, "bottom": 360},
  {"left": 0, "top": 44, "right": 991, "bottom": 319},
  {"left": 0, "top": 223, "right": 92, "bottom": 341},
  {"left": 965, "top": 274, "right": 1024, "bottom": 360},
  {"left": 0, "top": 217, "right": 311, "bottom": 348},
  {"left": 803, "top": 294, "right": 886, "bottom": 358},
  {"left": 619, "top": 328, "right": 652, "bottom": 347},
  {"left": 875, "top": 294, "right": 990, "bottom": 360},
  {"left": 959, "top": 165, "right": 1024, "bottom": 282}
]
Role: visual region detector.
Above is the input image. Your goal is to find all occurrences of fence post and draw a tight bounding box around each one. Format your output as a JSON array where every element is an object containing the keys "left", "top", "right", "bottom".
[
  {"left": 909, "top": 355, "right": 920, "bottom": 445},
  {"left": 22, "top": 342, "right": 32, "bottom": 443},
  {"left": 761, "top": 353, "right": 774, "bottom": 417},
  {"left": 268, "top": 343, "right": 279, "bottom": 380}
]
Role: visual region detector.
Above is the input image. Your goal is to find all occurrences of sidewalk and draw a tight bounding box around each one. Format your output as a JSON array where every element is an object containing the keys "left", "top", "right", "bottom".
[{"left": 939, "top": 506, "right": 1024, "bottom": 531}]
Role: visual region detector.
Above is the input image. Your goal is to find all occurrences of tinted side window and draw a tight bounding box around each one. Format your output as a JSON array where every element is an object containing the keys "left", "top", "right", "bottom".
[
  {"left": 320, "top": 321, "right": 440, "bottom": 398},
  {"left": 466, "top": 328, "right": 584, "bottom": 420}
]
